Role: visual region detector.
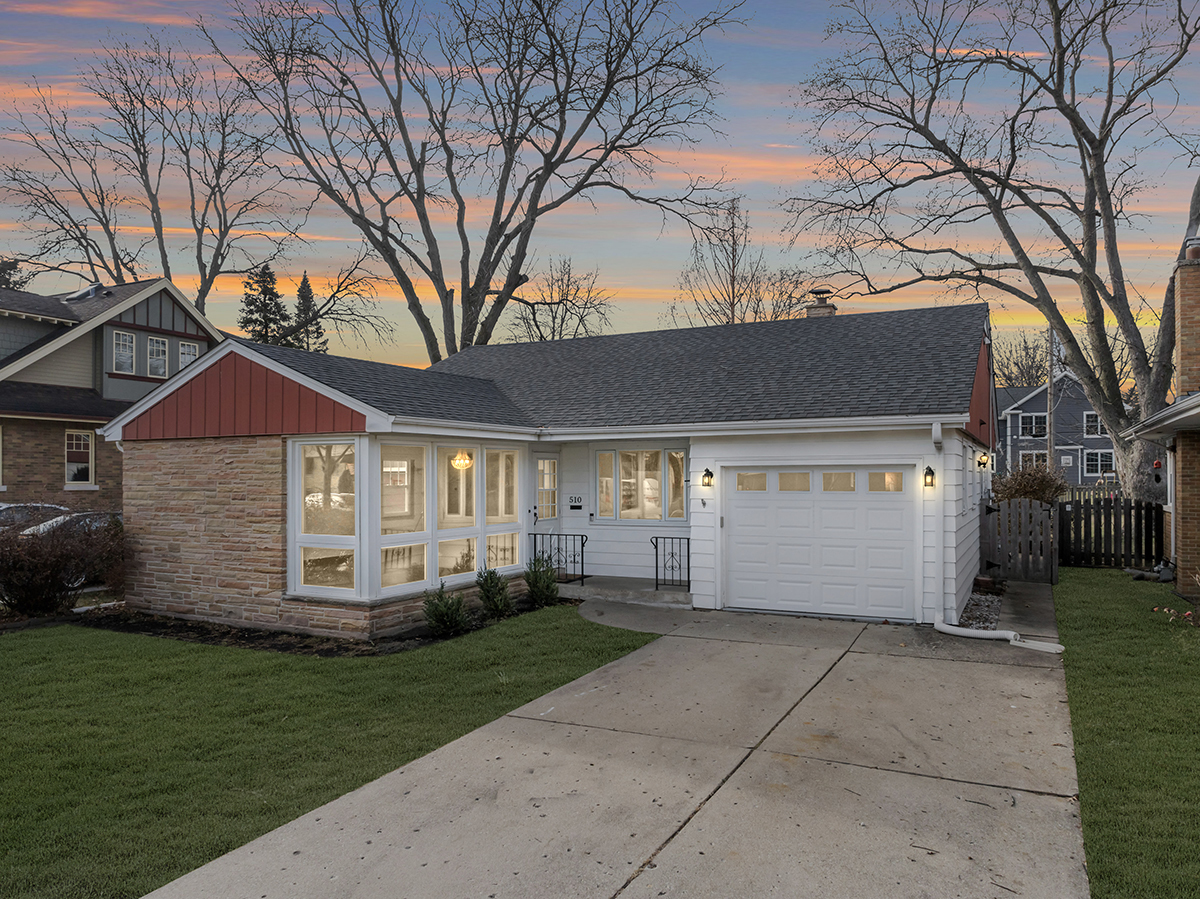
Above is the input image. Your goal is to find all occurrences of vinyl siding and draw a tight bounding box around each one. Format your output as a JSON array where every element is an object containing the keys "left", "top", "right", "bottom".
[{"left": 13, "top": 336, "right": 94, "bottom": 388}]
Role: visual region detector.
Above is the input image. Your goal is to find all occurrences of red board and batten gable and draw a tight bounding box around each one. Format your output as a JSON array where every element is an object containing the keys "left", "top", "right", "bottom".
[
  {"left": 123, "top": 352, "right": 367, "bottom": 440},
  {"left": 964, "top": 337, "right": 994, "bottom": 448}
]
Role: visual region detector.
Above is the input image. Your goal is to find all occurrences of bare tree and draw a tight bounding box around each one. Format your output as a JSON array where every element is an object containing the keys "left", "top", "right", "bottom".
[
  {"left": 664, "top": 197, "right": 816, "bottom": 327},
  {"left": 272, "top": 246, "right": 394, "bottom": 347},
  {"left": 994, "top": 330, "right": 1050, "bottom": 389},
  {"left": 1, "top": 39, "right": 298, "bottom": 311},
  {"left": 789, "top": 0, "right": 1199, "bottom": 499},
  {"left": 206, "top": 0, "right": 739, "bottom": 363},
  {"left": 506, "top": 257, "right": 614, "bottom": 342}
]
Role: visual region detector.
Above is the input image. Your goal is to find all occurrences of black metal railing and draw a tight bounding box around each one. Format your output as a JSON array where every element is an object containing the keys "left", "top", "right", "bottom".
[
  {"left": 529, "top": 533, "right": 588, "bottom": 584},
  {"left": 651, "top": 536, "right": 690, "bottom": 591}
]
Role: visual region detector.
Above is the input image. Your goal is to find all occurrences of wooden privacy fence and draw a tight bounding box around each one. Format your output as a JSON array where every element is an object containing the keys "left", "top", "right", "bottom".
[
  {"left": 981, "top": 499, "right": 1059, "bottom": 584},
  {"left": 1058, "top": 497, "right": 1165, "bottom": 569}
]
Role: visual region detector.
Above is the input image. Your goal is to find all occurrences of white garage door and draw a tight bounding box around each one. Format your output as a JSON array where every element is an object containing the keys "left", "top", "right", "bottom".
[{"left": 724, "top": 467, "right": 917, "bottom": 620}]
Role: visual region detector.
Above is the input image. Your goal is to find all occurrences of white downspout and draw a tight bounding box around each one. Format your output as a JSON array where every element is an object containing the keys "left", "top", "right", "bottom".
[{"left": 934, "top": 605, "right": 1063, "bottom": 653}]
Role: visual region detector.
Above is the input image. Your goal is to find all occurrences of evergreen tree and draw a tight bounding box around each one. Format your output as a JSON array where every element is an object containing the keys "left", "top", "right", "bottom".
[
  {"left": 0, "top": 259, "right": 32, "bottom": 291},
  {"left": 292, "top": 273, "right": 328, "bottom": 353},
  {"left": 237, "top": 264, "right": 291, "bottom": 344}
]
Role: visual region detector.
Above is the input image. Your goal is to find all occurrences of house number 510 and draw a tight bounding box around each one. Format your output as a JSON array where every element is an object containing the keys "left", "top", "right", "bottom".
[{"left": 567, "top": 495, "right": 583, "bottom": 504}]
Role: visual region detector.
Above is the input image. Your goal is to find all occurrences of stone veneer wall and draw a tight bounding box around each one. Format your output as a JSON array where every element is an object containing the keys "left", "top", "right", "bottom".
[
  {"left": 123, "top": 436, "right": 529, "bottom": 639},
  {"left": 1, "top": 416, "right": 123, "bottom": 511}
]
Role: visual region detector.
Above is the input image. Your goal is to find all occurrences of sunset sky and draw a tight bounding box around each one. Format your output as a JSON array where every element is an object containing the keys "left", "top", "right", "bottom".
[{"left": 0, "top": 0, "right": 1195, "bottom": 367}]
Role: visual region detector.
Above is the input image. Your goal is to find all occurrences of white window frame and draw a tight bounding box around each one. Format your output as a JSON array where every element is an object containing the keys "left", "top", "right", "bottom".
[
  {"left": 65, "top": 429, "right": 96, "bottom": 488},
  {"left": 1019, "top": 450, "right": 1049, "bottom": 468},
  {"left": 147, "top": 336, "right": 168, "bottom": 379},
  {"left": 289, "top": 437, "right": 364, "bottom": 599},
  {"left": 113, "top": 330, "right": 135, "bottom": 375},
  {"left": 179, "top": 341, "right": 199, "bottom": 369},
  {"left": 1083, "top": 412, "right": 1107, "bottom": 437},
  {"left": 1085, "top": 450, "right": 1115, "bottom": 477},
  {"left": 536, "top": 457, "right": 558, "bottom": 520},
  {"left": 1020, "top": 413, "right": 1047, "bottom": 437},
  {"left": 594, "top": 448, "right": 688, "bottom": 523}
]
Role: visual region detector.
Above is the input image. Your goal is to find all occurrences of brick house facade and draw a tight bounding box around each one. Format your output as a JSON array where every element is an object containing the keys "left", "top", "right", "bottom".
[{"left": 1, "top": 417, "right": 123, "bottom": 510}]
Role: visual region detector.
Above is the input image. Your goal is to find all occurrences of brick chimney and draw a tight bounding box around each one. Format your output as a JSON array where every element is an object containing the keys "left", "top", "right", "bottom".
[
  {"left": 805, "top": 295, "right": 838, "bottom": 318},
  {"left": 1176, "top": 244, "right": 1200, "bottom": 397}
]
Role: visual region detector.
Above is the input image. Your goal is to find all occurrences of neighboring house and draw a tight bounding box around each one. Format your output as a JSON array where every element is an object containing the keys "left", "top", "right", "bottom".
[
  {"left": 0, "top": 278, "right": 222, "bottom": 510},
  {"left": 1129, "top": 253, "right": 1200, "bottom": 595},
  {"left": 101, "top": 303, "right": 995, "bottom": 640},
  {"left": 995, "top": 373, "right": 1119, "bottom": 483}
]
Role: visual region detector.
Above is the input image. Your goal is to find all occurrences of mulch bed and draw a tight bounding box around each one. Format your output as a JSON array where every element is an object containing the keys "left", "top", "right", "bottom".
[{"left": 3, "top": 598, "right": 577, "bottom": 658}]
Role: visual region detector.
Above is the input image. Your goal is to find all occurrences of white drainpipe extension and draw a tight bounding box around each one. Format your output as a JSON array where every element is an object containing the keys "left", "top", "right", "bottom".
[{"left": 930, "top": 425, "right": 1064, "bottom": 654}]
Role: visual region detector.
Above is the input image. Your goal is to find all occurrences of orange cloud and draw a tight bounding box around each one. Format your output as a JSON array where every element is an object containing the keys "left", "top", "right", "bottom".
[{"left": 0, "top": 0, "right": 194, "bottom": 25}]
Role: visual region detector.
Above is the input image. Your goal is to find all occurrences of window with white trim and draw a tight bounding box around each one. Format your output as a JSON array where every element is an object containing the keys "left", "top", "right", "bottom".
[
  {"left": 1083, "top": 412, "right": 1107, "bottom": 437},
  {"left": 536, "top": 458, "right": 558, "bottom": 519},
  {"left": 148, "top": 336, "right": 168, "bottom": 378},
  {"left": 438, "top": 446, "right": 476, "bottom": 529},
  {"left": 1085, "top": 450, "right": 1115, "bottom": 476},
  {"left": 1019, "top": 450, "right": 1048, "bottom": 468},
  {"left": 298, "top": 442, "right": 356, "bottom": 590},
  {"left": 486, "top": 449, "right": 518, "bottom": 524},
  {"left": 113, "top": 330, "right": 135, "bottom": 374},
  {"left": 595, "top": 449, "right": 686, "bottom": 521},
  {"left": 65, "top": 430, "right": 94, "bottom": 484},
  {"left": 1020, "top": 413, "right": 1047, "bottom": 437},
  {"left": 179, "top": 342, "right": 199, "bottom": 369}
]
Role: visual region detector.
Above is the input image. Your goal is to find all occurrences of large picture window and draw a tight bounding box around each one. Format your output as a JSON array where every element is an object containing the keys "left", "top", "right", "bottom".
[
  {"left": 381, "top": 445, "right": 425, "bottom": 534},
  {"left": 596, "top": 449, "right": 686, "bottom": 521},
  {"left": 438, "top": 446, "right": 475, "bottom": 529}
]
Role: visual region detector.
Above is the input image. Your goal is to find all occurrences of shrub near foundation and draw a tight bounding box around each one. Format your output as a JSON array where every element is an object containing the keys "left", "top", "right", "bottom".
[
  {"left": 476, "top": 568, "right": 513, "bottom": 620},
  {"left": 422, "top": 581, "right": 471, "bottom": 638},
  {"left": 525, "top": 554, "right": 560, "bottom": 609}
]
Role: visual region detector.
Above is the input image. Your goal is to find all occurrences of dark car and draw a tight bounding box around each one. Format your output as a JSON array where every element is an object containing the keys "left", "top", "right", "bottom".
[
  {"left": 0, "top": 503, "right": 69, "bottom": 533},
  {"left": 21, "top": 511, "right": 122, "bottom": 538}
]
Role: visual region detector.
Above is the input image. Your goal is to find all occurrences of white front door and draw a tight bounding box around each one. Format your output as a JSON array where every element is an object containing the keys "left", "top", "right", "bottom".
[{"left": 723, "top": 467, "right": 917, "bottom": 620}]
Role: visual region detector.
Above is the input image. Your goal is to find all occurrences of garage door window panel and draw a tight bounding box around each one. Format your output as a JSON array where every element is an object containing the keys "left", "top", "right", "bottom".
[
  {"left": 779, "top": 472, "right": 810, "bottom": 491},
  {"left": 736, "top": 472, "right": 767, "bottom": 491},
  {"left": 823, "top": 472, "right": 856, "bottom": 492},
  {"left": 868, "top": 472, "right": 904, "bottom": 492}
]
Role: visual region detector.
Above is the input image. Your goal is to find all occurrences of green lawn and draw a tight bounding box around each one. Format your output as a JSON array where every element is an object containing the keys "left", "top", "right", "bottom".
[
  {"left": 1055, "top": 568, "right": 1200, "bottom": 898},
  {"left": 0, "top": 607, "right": 657, "bottom": 899}
]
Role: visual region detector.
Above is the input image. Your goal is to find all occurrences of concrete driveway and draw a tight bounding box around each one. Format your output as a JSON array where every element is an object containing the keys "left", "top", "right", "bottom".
[{"left": 145, "top": 586, "right": 1088, "bottom": 898}]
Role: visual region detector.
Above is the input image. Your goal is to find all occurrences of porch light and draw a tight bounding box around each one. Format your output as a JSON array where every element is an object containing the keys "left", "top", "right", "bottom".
[
  {"left": 978, "top": 453, "right": 989, "bottom": 468},
  {"left": 701, "top": 468, "right": 715, "bottom": 487},
  {"left": 924, "top": 466, "right": 936, "bottom": 488},
  {"left": 451, "top": 449, "right": 473, "bottom": 470}
]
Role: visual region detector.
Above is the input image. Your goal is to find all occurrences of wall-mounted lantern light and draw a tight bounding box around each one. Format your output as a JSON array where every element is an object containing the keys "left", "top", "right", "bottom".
[
  {"left": 451, "top": 449, "right": 473, "bottom": 470},
  {"left": 701, "top": 468, "right": 715, "bottom": 487},
  {"left": 924, "top": 466, "right": 936, "bottom": 488},
  {"left": 977, "top": 452, "right": 990, "bottom": 468}
]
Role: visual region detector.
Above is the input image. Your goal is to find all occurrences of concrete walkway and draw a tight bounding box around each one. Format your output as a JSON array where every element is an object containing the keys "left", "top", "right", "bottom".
[{"left": 146, "top": 586, "right": 1088, "bottom": 898}]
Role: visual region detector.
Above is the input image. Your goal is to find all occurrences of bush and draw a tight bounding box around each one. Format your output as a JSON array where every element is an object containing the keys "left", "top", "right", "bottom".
[
  {"left": 422, "top": 581, "right": 470, "bottom": 638},
  {"left": 476, "top": 567, "right": 513, "bottom": 620},
  {"left": 992, "top": 463, "right": 1069, "bottom": 504},
  {"left": 524, "top": 553, "right": 560, "bottom": 609},
  {"left": 0, "top": 519, "right": 122, "bottom": 617}
]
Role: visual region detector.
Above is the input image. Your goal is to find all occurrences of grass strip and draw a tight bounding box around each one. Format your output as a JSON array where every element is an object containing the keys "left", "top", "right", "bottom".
[
  {"left": 0, "top": 605, "right": 656, "bottom": 899},
  {"left": 1055, "top": 568, "right": 1200, "bottom": 898}
]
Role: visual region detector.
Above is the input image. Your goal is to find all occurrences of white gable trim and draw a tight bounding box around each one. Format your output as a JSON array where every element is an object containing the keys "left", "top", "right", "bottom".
[
  {"left": 999, "top": 370, "right": 1079, "bottom": 415},
  {"left": 0, "top": 279, "right": 223, "bottom": 383},
  {"left": 101, "top": 339, "right": 393, "bottom": 440}
]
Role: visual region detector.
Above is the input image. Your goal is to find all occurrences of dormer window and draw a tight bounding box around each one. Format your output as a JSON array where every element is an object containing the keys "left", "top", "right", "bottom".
[{"left": 113, "top": 331, "right": 135, "bottom": 374}]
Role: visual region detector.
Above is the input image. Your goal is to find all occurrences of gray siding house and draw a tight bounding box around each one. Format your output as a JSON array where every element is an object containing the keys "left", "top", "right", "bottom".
[{"left": 996, "top": 373, "right": 1118, "bottom": 484}]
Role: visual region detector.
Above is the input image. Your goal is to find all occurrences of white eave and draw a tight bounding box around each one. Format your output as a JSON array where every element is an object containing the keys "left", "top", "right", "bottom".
[
  {"left": 1123, "top": 392, "right": 1200, "bottom": 443},
  {"left": 0, "top": 307, "right": 76, "bottom": 327}
]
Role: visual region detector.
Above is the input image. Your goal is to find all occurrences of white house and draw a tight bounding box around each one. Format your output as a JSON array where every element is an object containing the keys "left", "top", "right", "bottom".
[{"left": 101, "top": 302, "right": 995, "bottom": 640}]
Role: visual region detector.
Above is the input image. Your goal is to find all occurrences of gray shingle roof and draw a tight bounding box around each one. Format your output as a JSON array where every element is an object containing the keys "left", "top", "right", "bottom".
[
  {"left": 0, "top": 279, "right": 160, "bottom": 324},
  {"left": 431, "top": 304, "right": 990, "bottom": 428},
  {"left": 0, "top": 382, "right": 132, "bottom": 421},
  {"left": 239, "top": 339, "right": 533, "bottom": 428}
]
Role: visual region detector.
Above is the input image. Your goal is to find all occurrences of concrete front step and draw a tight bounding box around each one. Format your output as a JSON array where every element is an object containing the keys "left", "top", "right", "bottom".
[{"left": 559, "top": 576, "right": 693, "bottom": 608}]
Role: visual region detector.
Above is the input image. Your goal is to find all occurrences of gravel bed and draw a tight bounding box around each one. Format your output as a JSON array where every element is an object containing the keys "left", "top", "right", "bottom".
[{"left": 957, "top": 592, "right": 1002, "bottom": 630}]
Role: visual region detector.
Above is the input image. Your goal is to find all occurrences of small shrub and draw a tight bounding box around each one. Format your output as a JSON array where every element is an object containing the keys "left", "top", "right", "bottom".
[
  {"left": 422, "top": 581, "right": 470, "bottom": 638},
  {"left": 992, "top": 463, "right": 1069, "bottom": 504},
  {"left": 524, "top": 553, "right": 560, "bottom": 609},
  {"left": 476, "top": 567, "right": 513, "bottom": 620},
  {"left": 0, "top": 521, "right": 119, "bottom": 617}
]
